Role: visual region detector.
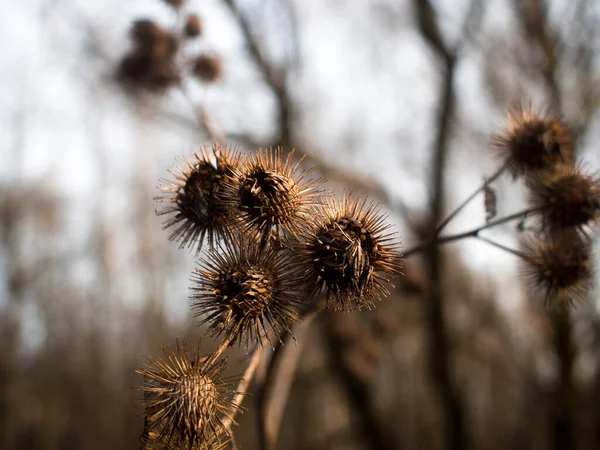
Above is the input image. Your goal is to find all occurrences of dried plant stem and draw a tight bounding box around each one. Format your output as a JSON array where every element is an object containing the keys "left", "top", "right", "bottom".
[
  {"left": 213, "top": 334, "right": 236, "bottom": 361},
  {"left": 435, "top": 162, "right": 508, "bottom": 235},
  {"left": 403, "top": 207, "right": 543, "bottom": 258},
  {"left": 257, "top": 303, "right": 324, "bottom": 450},
  {"left": 475, "top": 235, "right": 531, "bottom": 262},
  {"left": 222, "top": 345, "right": 266, "bottom": 433},
  {"left": 177, "top": 83, "right": 224, "bottom": 141}
]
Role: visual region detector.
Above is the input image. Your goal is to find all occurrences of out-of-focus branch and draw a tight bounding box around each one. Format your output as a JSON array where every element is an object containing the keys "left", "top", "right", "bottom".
[
  {"left": 324, "top": 312, "right": 397, "bottom": 450},
  {"left": 548, "top": 309, "right": 577, "bottom": 450},
  {"left": 221, "top": 0, "right": 290, "bottom": 147},
  {"left": 413, "top": 1, "right": 483, "bottom": 450},
  {"left": 514, "top": 0, "right": 561, "bottom": 111},
  {"left": 257, "top": 307, "right": 322, "bottom": 450},
  {"left": 220, "top": 0, "right": 400, "bottom": 205}
]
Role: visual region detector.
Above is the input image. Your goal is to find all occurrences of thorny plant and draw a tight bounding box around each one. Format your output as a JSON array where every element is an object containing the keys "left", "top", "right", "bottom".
[{"left": 120, "top": 2, "right": 600, "bottom": 449}]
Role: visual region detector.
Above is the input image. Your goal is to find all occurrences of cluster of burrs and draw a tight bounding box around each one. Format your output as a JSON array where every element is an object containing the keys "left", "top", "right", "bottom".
[
  {"left": 494, "top": 107, "right": 600, "bottom": 307},
  {"left": 135, "top": 145, "right": 403, "bottom": 449},
  {"left": 118, "top": 0, "right": 222, "bottom": 94}
]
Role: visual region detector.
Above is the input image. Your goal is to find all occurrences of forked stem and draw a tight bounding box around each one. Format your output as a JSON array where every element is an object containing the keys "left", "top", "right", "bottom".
[{"left": 435, "top": 162, "right": 508, "bottom": 236}]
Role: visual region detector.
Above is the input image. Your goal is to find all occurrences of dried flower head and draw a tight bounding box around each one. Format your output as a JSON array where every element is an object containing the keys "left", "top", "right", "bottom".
[
  {"left": 523, "top": 232, "right": 593, "bottom": 308},
  {"left": 191, "top": 54, "right": 223, "bottom": 83},
  {"left": 296, "top": 193, "right": 402, "bottom": 311},
  {"left": 156, "top": 145, "right": 241, "bottom": 252},
  {"left": 131, "top": 19, "right": 164, "bottom": 46},
  {"left": 184, "top": 14, "right": 202, "bottom": 38},
  {"left": 493, "top": 107, "right": 571, "bottom": 178},
  {"left": 118, "top": 20, "right": 181, "bottom": 92},
  {"left": 529, "top": 163, "right": 600, "bottom": 232},
  {"left": 221, "top": 148, "right": 320, "bottom": 245},
  {"left": 136, "top": 341, "right": 235, "bottom": 450},
  {"left": 191, "top": 237, "right": 303, "bottom": 347}
]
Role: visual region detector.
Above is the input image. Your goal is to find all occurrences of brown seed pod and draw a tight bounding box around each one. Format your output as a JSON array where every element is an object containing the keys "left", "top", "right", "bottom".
[
  {"left": 220, "top": 148, "right": 321, "bottom": 245},
  {"left": 131, "top": 19, "right": 165, "bottom": 47},
  {"left": 136, "top": 341, "right": 235, "bottom": 450},
  {"left": 190, "top": 237, "right": 303, "bottom": 348},
  {"left": 296, "top": 193, "right": 403, "bottom": 311},
  {"left": 528, "top": 163, "right": 600, "bottom": 233},
  {"left": 184, "top": 14, "right": 203, "bottom": 38},
  {"left": 156, "top": 145, "right": 241, "bottom": 252},
  {"left": 119, "top": 21, "right": 181, "bottom": 92},
  {"left": 522, "top": 231, "right": 593, "bottom": 308},
  {"left": 191, "top": 54, "right": 223, "bottom": 83},
  {"left": 493, "top": 107, "right": 572, "bottom": 178}
]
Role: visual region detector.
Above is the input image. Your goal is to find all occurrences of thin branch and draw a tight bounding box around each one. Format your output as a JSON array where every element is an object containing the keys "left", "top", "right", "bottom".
[
  {"left": 325, "top": 312, "right": 398, "bottom": 450},
  {"left": 222, "top": 346, "right": 266, "bottom": 432},
  {"left": 435, "top": 162, "right": 508, "bottom": 235},
  {"left": 404, "top": 207, "right": 542, "bottom": 258},
  {"left": 257, "top": 302, "right": 325, "bottom": 450},
  {"left": 413, "top": 2, "right": 483, "bottom": 449},
  {"left": 475, "top": 234, "right": 530, "bottom": 261}
]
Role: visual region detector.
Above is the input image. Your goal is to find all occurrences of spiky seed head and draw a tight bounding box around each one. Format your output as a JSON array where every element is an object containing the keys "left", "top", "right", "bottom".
[
  {"left": 191, "top": 55, "right": 223, "bottom": 83},
  {"left": 529, "top": 163, "right": 600, "bottom": 232},
  {"left": 184, "top": 14, "right": 202, "bottom": 38},
  {"left": 523, "top": 232, "right": 593, "bottom": 308},
  {"left": 156, "top": 145, "right": 241, "bottom": 252},
  {"left": 493, "top": 107, "right": 571, "bottom": 178},
  {"left": 191, "top": 237, "right": 303, "bottom": 348},
  {"left": 136, "top": 341, "right": 235, "bottom": 450},
  {"left": 296, "top": 193, "right": 403, "bottom": 311},
  {"left": 221, "top": 148, "right": 321, "bottom": 245}
]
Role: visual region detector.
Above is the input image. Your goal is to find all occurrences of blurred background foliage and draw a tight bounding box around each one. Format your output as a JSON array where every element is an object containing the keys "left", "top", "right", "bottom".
[{"left": 2, "top": 0, "right": 600, "bottom": 449}]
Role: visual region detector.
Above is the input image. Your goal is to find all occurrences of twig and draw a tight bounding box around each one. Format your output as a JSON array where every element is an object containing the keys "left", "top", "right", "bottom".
[
  {"left": 324, "top": 312, "right": 398, "bottom": 450},
  {"left": 403, "top": 207, "right": 543, "bottom": 258},
  {"left": 414, "top": 1, "right": 483, "bottom": 449},
  {"left": 257, "top": 304, "right": 324, "bottom": 450},
  {"left": 475, "top": 234, "right": 531, "bottom": 262},
  {"left": 435, "top": 162, "right": 508, "bottom": 236},
  {"left": 222, "top": 345, "right": 266, "bottom": 432}
]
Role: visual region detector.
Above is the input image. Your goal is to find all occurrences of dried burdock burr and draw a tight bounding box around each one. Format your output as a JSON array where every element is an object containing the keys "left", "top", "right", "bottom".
[
  {"left": 136, "top": 341, "right": 235, "bottom": 450},
  {"left": 184, "top": 14, "right": 202, "bottom": 39},
  {"left": 528, "top": 163, "right": 600, "bottom": 232},
  {"left": 191, "top": 54, "right": 224, "bottom": 83},
  {"left": 156, "top": 145, "right": 241, "bottom": 252},
  {"left": 190, "top": 236, "right": 303, "bottom": 348},
  {"left": 118, "top": 20, "right": 181, "bottom": 92},
  {"left": 523, "top": 231, "right": 593, "bottom": 308},
  {"left": 493, "top": 107, "right": 572, "bottom": 178},
  {"left": 296, "top": 193, "right": 402, "bottom": 311},
  {"left": 131, "top": 19, "right": 164, "bottom": 46},
  {"left": 221, "top": 147, "right": 321, "bottom": 246}
]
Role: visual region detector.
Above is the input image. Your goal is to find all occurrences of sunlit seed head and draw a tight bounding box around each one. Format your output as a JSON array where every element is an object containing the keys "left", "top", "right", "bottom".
[
  {"left": 156, "top": 145, "right": 241, "bottom": 252},
  {"left": 297, "top": 193, "right": 403, "bottom": 311},
  {"left": 493, "top": 107, "right": 571, "bottom": 178},
  {"left": 222, "top": 147, "right": 321, "bottom": 245},
  {"left": 136, "top": 341, "right": 235, "bottom": 450},
  {"left": 191, "top": 237, "right": 303, "bottom": 348}
]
